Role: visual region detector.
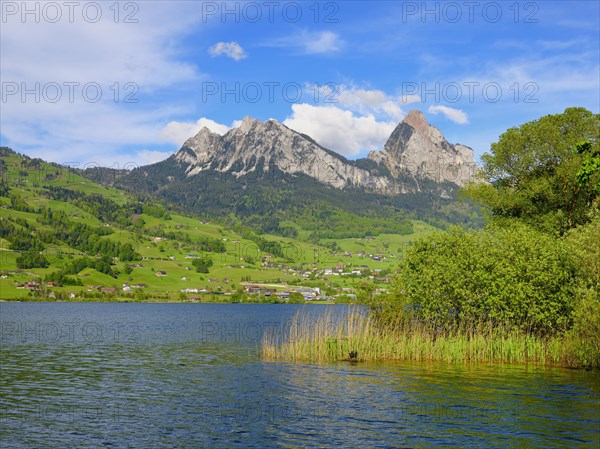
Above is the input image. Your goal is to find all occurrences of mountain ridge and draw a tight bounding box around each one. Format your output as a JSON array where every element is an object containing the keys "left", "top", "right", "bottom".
[{"left": 174, "top": 110, "right": 477, "bottom": 194}]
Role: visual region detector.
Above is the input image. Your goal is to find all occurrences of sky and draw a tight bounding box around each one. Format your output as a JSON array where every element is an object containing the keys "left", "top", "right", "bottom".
[{"left": 1, "top": 0, "right": 599, "bottom": 169}]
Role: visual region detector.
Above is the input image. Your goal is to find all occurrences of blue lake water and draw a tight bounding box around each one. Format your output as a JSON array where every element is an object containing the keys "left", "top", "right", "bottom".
[{"left": 1, "top": 302, "right": 599, "bottom": 448}]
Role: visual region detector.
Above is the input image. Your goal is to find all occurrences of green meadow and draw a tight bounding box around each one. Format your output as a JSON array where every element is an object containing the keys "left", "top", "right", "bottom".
[{"left": 0, "top": 148, "right": 433, "bottom": 301}]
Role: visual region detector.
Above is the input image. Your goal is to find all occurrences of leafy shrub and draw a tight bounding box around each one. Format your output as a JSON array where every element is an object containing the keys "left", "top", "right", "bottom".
[
  {"left": 16, "top": 252, "right": 49, "bottom": 269},
  {"left": 390, "top": 223, "right": 579, "bottom": 335}
]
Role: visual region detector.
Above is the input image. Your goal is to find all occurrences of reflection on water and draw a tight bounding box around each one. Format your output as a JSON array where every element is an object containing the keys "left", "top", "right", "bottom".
[{"left": 1, "top": 303, "right": 599, "bottom": 448}]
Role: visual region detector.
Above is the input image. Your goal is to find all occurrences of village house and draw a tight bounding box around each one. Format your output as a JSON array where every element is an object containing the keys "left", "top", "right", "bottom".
[
  {"left": 19, "top": 280, "right": 41, "bottom": 290},
  {"left": 375, "top": 276, "right": 392, "bottom": 283},
  {"left": 297, "top": 287, "right": 320, "bottom": 299},
  {"left": 101, "top": 287, "right": 117, "bottom": 294},
  {"left": 155, "top": 271, "right": 167, "bottom": 277}
]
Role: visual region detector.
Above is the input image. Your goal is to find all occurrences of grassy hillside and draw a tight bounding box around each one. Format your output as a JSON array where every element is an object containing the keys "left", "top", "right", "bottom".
[{"left": 0, "top": 147, "right": 438, "bottom": 301}]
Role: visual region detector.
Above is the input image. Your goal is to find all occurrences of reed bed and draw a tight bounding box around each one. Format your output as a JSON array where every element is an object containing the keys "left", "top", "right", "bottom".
[{"left": 261, "top": 307, "right": 585, "bottom": 367}]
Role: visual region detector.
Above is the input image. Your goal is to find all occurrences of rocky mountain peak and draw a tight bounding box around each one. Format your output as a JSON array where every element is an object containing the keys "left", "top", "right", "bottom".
[
  {"left": 173, "top": 112, "right": 476, "bottom": 193},
  {"left": 174, "top": 117, "right": 395, "bottom": 191},
  {"left": 237, "top": 116, "right": 261, "bottom": 133},
  {"left": 368, "top": 110, "right": 476, "bottom": 185},
  {"left": 179, "top": 126, "right": 221, "bottom": 165},
  {"left": 403, "top": 110, "right": 428, "bottom": 135}
]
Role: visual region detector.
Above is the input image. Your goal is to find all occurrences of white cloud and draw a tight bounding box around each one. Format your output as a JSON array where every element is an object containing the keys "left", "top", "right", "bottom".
[
  {"left": 208, "top": 41, "right": 247, "bottom": 61},
  {"left": 427, "top": 106, "right": 469, "bottom": 124},
  {"left": 0, "top": 2, "right": 204, "bottom": 165},
  {"left": 335, "top": 86, "right": 408, "bottom": 121},
  {"left": 136, "top": 150, "right": 172, "bottom": 165},
  {"left": 306, "top": 84, "right": 421, "bottom": 123},
  {"left": 267, "top": 30, "right": 344, "bottom": 54},
  {"left": 160, "top": 118, "right": 233, "bottom": 146},
  {"left": 283, "top": 103, "right": 396, "bottom": 157},
  {"left": 303, "top": 31, "right": 343, "bottom": 54},
  {"left": 0, "top": 3, "right": 201, "bottom": 88}
]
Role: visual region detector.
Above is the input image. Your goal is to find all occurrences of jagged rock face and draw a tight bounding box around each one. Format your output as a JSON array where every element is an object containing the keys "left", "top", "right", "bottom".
[
  {"left": 175, "top": 117, "right": 396, "bottom": 192},
  {"left": 174, "top": 111, "right": 477, "bottom": 194},
  {"left": 368, "top": 110, "right": 477, "bottom": 186}
]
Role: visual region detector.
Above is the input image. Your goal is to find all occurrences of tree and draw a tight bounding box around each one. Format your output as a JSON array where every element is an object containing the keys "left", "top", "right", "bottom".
[
  {"left": 566, "top": 212, "right": 600, "bottom": 286},
  {"left": 465, "top": 107, "right": 600, "bottom": 235},
  {"left": 574, "top": 140, "right": 600, "bottom": 194},
  {"left": 288, "top": 292, "right": 305, "bottom": 303},
  {"left": 192, "top": 257, "right": 213, "bottom": 273},
  {"left": 16, "top": 252, "right": 49, "bottom": 269},
  {"left": 389, "top": 223, "right": 579, "bottom": 336}
]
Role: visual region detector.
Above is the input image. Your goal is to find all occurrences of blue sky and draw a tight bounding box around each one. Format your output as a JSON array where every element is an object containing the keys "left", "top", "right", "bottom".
[{"left": 1, "top": 1, "right": 599, "bottom": 168}]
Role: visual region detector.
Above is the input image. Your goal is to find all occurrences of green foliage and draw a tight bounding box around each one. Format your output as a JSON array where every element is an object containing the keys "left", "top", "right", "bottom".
[
  {"left": 192, "top": 257, "right": 213, "bottom": 273},
  {"left": 44, "top": 270, "right": 83, "bottom": 286},
  {"left": 16, "top": 252, "right": 49, "bottom": 269},
  {"left": 62, "top": 256, "right": 119, "bottom": 278},
  {"left": 40, "top": 186, "right": 134, "bottom": 224},
  {"left": 390, "top": 223, "right": 579, "bottom": 335},
  {"left": 36, "top": 207, "right": 140, "bottom": 261},
  {"left": 142, "top": 204, "right": 168, "bottom": 218},
  {"left": 251, "top": 235, "right": 283, "bottom": 257},
  {"left": 288, "top": 292, "right": 305, "bottom": 303},
  {"left": 465, "top": 107, "right": 600, "bottom": 235},
  {"left": 300, "top": 206, "right": 414, "bottom": 239},
  {"left": 574, "top": 140, "right": 600, "bottom": 193},
  {"left": 565, "top": 212, "right": 600, "bottom": 286},
  {"left": 333, "top": 294, "right": 358, "bottom": 304},
  {"left": 10, "top": 194, "right": 36, "bottom": 213},
  {"left": 0, "top": 179, "right": 9, "bottom": 196}
]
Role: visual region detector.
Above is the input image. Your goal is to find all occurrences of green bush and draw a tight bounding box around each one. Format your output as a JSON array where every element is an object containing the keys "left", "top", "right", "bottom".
[
  {"left": 192, "top": 257, "right": 213, "bottom": 273},
  {"left": 564, "top": 286, "right": 600, "bottom": 368},
  {"left": 566, "top": 212, "right": 600, "bottom": 286},
  {"left": 288, "top": 292, "right": 305, "bottom": 303},
  {"left": 390, "top": 223, "right": 579, "bottom": 335},
  {"left": 16, "top": 252, "right": 49, "bottom": 269}
]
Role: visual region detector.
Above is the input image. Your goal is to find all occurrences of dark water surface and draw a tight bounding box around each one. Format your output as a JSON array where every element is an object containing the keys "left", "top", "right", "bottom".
[{"left": 1, "top": 302, "right": 599, "bottom": 448}]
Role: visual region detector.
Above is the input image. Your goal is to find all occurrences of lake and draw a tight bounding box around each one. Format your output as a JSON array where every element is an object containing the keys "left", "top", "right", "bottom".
[{"left": 1, "top": 302, "right": 599, "bottom": 448}]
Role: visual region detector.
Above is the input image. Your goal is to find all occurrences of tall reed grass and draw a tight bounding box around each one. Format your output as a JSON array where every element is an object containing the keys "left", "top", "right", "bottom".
[{"left": 261, "top": 307, "right": 596, "bottom": 368}]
